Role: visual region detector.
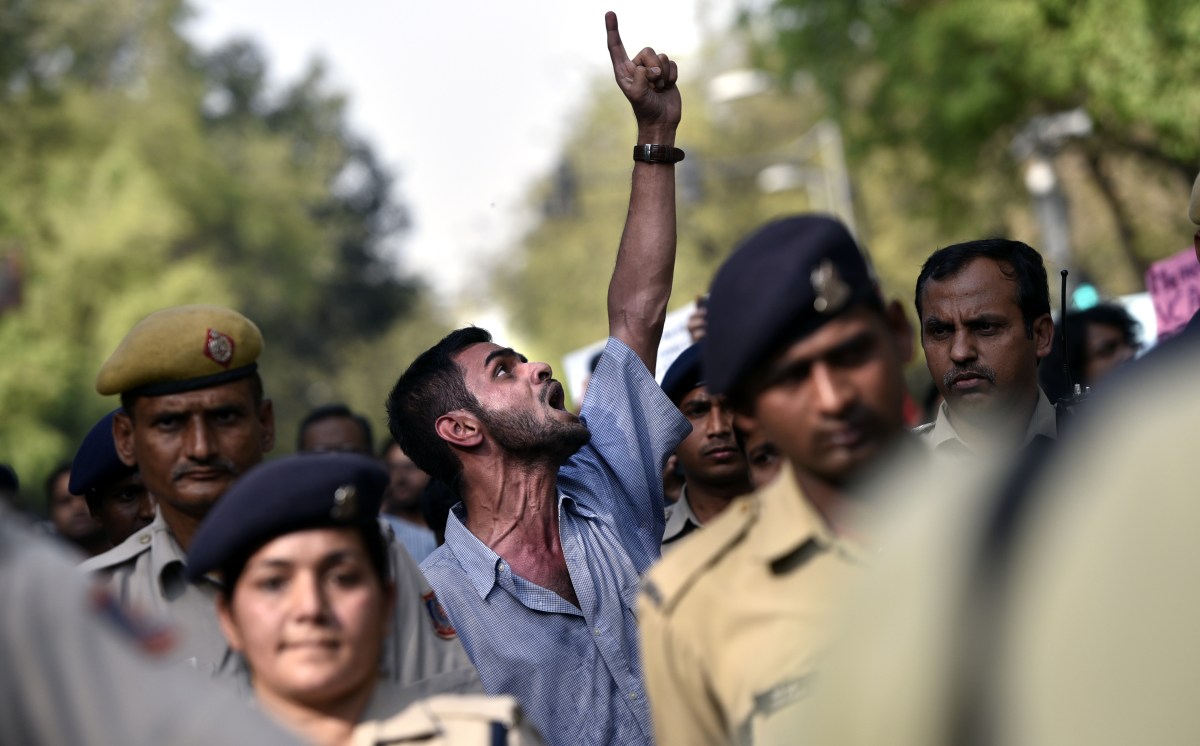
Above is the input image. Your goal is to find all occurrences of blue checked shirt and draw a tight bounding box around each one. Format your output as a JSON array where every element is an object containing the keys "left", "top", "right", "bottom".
[{"left": 420, "top": 337, "right": 690, "bottom": 746}]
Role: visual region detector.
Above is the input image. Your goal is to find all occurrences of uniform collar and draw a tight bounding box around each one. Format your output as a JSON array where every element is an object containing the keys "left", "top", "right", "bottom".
[
  {"left": 928, "top": 387, "right": 1058, "bottom": 454},
  {"left": 352, "top": 681, "right": 441, "bottom": 744},
  {"left": 662, "top": 485, "right": 704, "bottom": 542},
  {"left": 750, "top": 462, "right": 863, "bottom": 564}
]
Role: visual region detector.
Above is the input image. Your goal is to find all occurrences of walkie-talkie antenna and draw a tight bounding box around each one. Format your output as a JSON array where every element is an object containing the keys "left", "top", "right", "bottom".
[{"left": 1060, "top": 269, "right": 1075, "bottom": 394}]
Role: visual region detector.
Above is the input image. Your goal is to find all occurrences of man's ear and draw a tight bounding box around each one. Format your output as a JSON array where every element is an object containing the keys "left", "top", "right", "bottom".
[
  {"left": 258, "top": 398, "right": 276, "bottom": 453},
  {"left": 215, "top": 594, "right": 244, "bottom": 653},
  {"left": 112, "top": 410, "right": 138, "bottom": 468},
  {"left": 885, "top": 300, "right": 914, "bottom": 364},
  {"left": 434, "top": 411, "right": 484, "bottom": 449},
  {"left": 1033, "top": 313, "right": 1055, "bottom": 360}
]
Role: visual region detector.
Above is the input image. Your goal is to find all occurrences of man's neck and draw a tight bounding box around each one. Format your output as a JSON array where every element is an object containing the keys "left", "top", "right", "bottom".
[
  {"left": 158, "top": 501, "right": 203, "bottom": 552},
  {"left": 946, "top": 390, "right": 1039, "bottom": 453},
  {"left": 462, "top": 458, "right": 578, "bottom": 607},
  {"left": 683, "top": 480, "right": 745, "bottom": 525}
]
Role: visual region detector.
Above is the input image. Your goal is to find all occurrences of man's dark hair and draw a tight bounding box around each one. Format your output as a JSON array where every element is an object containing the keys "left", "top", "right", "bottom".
[
  {"left": 915, "top": 239, "right": 1051, "bottom": 338},
  {"left": 43, "top": 462, "right": 71, "bottom": 500},
  {"left": 296, "top": 403, "right": 373, "bottom": 452},
  {"left": 386, "top": 327, "right": 492, "bottom": 487},
  {"left": 120, "top": 373, "right": 265, "bottom": 419},
  {"left": 1064, "top": 304, "right": 1141, "bottom": 386}
]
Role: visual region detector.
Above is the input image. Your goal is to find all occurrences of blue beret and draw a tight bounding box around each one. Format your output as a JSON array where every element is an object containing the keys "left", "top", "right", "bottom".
[
  {"left": 69, "top": 409, "right": 135, "bottom": 496},
  {"left": 704, "top": 215, "right": 879, "bottom": 397},
  {"left": 660, "top": 342, "right": 705, "bottom": 405},
  {"left": 186, "top": 452, "right": 387, "bottom": 581}
]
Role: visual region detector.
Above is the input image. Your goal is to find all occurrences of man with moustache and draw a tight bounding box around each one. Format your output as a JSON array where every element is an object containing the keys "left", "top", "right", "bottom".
[
  {"left": 81, "top": 306, "right": 481, "bottom": 700},
  {"left": 913, "top": 239, "right": 1056, "bottom": 456},
  {"left": 385, "top": 13, "right": 687, "bottom": 744}
]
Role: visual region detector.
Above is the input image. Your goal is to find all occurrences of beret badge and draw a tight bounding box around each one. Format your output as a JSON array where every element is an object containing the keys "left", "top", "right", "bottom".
[
  {"left": 204, "top": 329, "right": 235, "bottom": 368},
  {"left": 331, "top": 484, "right": 358, "bottom": 520},
  {"left": 810, "top": 259, "right": 851, "bottom": 314}
]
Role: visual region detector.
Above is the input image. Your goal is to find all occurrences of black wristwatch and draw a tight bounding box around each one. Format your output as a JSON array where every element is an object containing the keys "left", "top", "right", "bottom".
[{"left": 633, "top": 144, "right": 686, "bottom": 164}]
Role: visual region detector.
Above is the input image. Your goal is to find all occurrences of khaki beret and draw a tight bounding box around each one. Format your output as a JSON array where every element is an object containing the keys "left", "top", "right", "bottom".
[
  {"left": 1190, "top": 172, "right": 1200, "bottom": 226},
  {"left": 96, "top": 305, "right": 263, "bottom": 396}
]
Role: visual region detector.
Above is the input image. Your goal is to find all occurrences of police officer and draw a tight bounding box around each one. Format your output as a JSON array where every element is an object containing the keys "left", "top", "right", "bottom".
[
  {"left": 185, "top": 452, "right": 542, "bottom": 745},
  {"left": 70, "top": 409, "right": 156, "bottom": 547},
  {"left": 638, "top": 215, "right": 915, "bottom": 745},
  {"left": 658, "top": 341, "right": 752, "bottom": 549},
  {"left": 80, "top": 305, "right": 480, "bottom": 695},
  {"left": 0, "top": 502, "right": 303, "bottom": 745}
]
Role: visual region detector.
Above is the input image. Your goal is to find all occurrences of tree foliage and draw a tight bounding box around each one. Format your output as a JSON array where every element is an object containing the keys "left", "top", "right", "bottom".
[
  {"left": 744, "top": 0, "right": 1200, "bottom": 292},
  {"left": 0, "top": 0, "right": 436, "bottom": 504}
]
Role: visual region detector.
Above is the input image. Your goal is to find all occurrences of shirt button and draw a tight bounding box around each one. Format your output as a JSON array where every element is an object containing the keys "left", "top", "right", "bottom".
[
  {"left": 628, "top": 691, "right": 639, "bottom": 700},
  {"left": 594, "top": 627, "right": 602, "bottom": 636}
]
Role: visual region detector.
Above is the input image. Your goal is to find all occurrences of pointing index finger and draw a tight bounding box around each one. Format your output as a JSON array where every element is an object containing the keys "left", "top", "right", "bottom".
[{"left": 606, "top": 11, "right": 630, "bottom": 67}]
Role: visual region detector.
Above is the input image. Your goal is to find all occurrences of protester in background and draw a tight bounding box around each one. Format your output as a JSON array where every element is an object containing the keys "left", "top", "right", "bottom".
[
  {"left": 297, "top": 404, "right": 374, "bottom": 455},
  {"left": 187, "top": 453, "right": 540, "bottom": 746},
  {"left": 379, "top": 439, "right": 438, "bottom": 563},
  {"left": 71, "top": 409, "right": 155, "bottom": 547}
]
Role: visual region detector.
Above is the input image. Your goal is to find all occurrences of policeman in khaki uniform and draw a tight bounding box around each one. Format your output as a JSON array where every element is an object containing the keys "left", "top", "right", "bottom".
[
  {"left": 80, "top": 305, "right": 480, "bottom": 698},
  {"left": 639, "top": 216, "right": 915, "bottom": 745}
]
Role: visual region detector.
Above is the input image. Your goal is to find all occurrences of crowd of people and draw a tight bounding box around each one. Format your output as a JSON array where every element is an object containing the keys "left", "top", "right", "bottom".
[{"left": 4, "top": 10, "right": 1200, "bottom": 746}]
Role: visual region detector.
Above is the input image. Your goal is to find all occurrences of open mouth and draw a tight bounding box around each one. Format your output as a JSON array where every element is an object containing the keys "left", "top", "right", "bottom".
[{"left": 546, "top": 381, "right": 566, "bottom": 411}]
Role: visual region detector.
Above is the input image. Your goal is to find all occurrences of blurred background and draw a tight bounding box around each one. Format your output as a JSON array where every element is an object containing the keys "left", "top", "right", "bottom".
[{"left": 3, "top": 0, "right": 1197, "bottom": 509}]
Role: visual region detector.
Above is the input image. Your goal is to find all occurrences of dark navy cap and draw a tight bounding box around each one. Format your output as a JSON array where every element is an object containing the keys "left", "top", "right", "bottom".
[
  {"left": 69, "top": 409, "right": 135, "bottom": 496},
  {"left": 704, "top": 215, "right": 879, "bottom": 397},
  {"left": 661, "top": 342, "right": 705, "bottom": 405},
  {"left": 186, "top": 452, "right": 387, "bottom": 581}
]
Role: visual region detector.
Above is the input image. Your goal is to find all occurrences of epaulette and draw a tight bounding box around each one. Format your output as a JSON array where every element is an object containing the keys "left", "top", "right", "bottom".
[
  {"left": 642, "top": 495, "right": 758, "bottom": 615},
  {"left": 911, "top": 422, "right": 935, "bottom": 437},
  {"left": 78, "top": 522, "right": 154, "bottom": 573}
]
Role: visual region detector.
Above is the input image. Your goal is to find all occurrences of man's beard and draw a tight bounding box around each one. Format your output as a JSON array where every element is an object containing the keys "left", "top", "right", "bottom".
[{"left": 478, "top": 405, "right": 591, "bottom": 465}]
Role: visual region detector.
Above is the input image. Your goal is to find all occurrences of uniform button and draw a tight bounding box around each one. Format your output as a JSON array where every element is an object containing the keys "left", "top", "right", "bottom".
[{"left": 139, "top": 534, "right": 151, "bottom": 544}]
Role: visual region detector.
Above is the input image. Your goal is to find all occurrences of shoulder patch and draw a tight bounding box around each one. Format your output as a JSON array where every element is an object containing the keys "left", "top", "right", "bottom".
[
  {"left": 88, "top": 583, "right": 176, "bottom": 655},
  {"left": 78, "top": 525, "right": 154, "bottom": 573},
  {"left": 642, "top": 495, "right": 758, "bottom": 614},
  {"left": 422, "top": 590, "right": 457, "bottom": 640}
]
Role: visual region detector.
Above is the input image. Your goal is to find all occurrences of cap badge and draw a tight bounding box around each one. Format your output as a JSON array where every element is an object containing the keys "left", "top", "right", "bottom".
[
  {"left": 331, "top": 484, "right": 358, "bottom": 520},
  {"left": 204, "top": 329, "right": 235, "bottom": 368},
  {"left": 811, "top": 260, "right": 851, "bottom": 314}
]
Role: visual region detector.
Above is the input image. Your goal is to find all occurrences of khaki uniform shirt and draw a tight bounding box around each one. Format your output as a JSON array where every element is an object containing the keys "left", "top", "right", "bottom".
[
  {"left": 661, "top": 485, "right": 704, "bottom": 550},
  {"left": 80, "top": 508, "right": 482, "bottom": 694},
  {"left": 352, "top": 686, "right": 544, "bottom": 746},
  {"left": 913, "top": 388, "right": 1057, "bottom": 457},
  {"left": 639, "top": 463, "right": 867, "bottom": 745},
  {"left": 0, "top": 507, "right": 302, "bottom": 745}
]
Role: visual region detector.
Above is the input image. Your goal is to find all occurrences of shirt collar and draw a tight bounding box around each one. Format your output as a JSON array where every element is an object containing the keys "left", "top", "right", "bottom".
[
  {"left": 146, "top": 507, "right": 190, "bottom": 593},
  {"left": 751, "top": 462, "right": 838, "bottom": 563},
  {"left": 443, "top": 504, "right": 504, "bottom": 601},
  {"left": 929, "top": 387, "right": 1058, "bottom": 453},
  {"left": 663, "top": 485, "right": 703, "bottom": 541}
]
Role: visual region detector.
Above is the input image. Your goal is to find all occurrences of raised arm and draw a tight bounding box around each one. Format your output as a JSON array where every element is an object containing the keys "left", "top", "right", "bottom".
[{"left": 605, "top": 11, "right": 681, "bottom": 373}]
